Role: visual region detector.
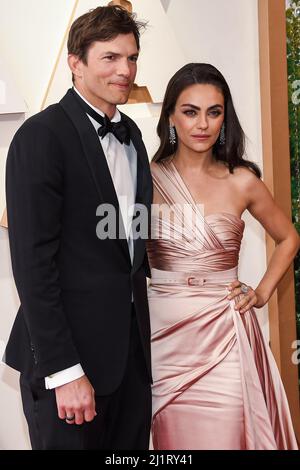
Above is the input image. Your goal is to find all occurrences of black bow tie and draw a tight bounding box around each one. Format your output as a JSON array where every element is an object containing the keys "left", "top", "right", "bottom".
[
  {"left": 96, "top": 114, "right": 131, "bottom": 145},
  {"left": 71, "top": 88, "right": 131, "bottom": 145}
]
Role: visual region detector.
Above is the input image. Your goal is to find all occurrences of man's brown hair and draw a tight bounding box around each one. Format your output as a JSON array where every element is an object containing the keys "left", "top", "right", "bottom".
[{"left": 68, "top": 5, "right": 146, "bottom": 65}]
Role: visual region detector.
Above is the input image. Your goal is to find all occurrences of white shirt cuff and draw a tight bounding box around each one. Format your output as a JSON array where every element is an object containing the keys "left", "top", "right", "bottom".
[{"left": 45, "top": 364, "right": 85, "bottom": 390}]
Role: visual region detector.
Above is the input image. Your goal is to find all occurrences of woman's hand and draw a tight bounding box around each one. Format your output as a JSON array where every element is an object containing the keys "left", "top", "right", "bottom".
[{"left": 227, "top": 280, "right": 266, "bottom": 314}]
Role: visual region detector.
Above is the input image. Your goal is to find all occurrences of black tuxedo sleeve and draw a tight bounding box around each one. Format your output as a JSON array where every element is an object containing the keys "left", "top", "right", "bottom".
[{"left": 6, "top": 121, "right": 80, "bottom": 377}]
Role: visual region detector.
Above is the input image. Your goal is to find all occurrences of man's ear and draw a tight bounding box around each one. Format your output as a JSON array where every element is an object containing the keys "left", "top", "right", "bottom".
[{"left": 68, "top": 54, "right": 83, "bottom": 81}]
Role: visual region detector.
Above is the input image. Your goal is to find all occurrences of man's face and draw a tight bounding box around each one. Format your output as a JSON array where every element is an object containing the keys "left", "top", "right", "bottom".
[{"left": 69, "top": 33, "right": 139, "bottom": 117}]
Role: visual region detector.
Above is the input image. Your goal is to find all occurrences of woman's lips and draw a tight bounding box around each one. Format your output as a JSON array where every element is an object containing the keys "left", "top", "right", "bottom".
[{"left": 191, "top": 134, "right": 210, "bottom": 140}]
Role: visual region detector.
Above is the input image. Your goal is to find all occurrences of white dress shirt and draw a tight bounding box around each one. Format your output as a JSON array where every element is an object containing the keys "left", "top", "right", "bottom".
[{"left": 45, "top": 87, "right": 137, "bottom": 390}]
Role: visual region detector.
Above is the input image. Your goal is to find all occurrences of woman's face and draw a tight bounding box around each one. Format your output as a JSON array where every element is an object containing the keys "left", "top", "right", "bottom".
[{"left": 170, "top": 83, "right": 225, "bottom": 154}]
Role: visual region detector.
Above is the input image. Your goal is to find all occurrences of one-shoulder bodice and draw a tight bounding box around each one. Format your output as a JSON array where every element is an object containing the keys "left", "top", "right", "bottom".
[{"left": 147, "top": 160, "right": 245, "bottom": 273}]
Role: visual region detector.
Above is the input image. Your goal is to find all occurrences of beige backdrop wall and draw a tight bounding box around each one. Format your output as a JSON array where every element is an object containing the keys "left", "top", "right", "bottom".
[{"left": 0, "top": 0, "right": 266, "bottom": 449}]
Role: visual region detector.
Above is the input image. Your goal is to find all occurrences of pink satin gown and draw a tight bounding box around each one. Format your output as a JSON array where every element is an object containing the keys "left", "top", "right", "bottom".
[{"left": 147, "top": 160, "right": 298, "bottom": 450}]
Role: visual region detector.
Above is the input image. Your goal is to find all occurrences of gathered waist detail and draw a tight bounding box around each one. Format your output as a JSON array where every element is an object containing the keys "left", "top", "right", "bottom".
[{"left": 150, "top": 266, "right": 238, "bottom": 287}]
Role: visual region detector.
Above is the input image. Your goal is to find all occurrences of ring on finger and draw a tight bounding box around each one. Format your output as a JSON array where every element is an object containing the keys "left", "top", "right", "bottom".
[
  {"left": 65, "top": 415, "right": 75, "bottom": 422},
  {"left": 240, "top": 283, "right": 249, "bottom": 294}
]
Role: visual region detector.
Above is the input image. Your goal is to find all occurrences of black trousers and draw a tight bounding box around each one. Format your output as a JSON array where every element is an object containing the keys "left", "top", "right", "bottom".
[{"left": 19, "top": 312, "right": 152, "bottom": 450}]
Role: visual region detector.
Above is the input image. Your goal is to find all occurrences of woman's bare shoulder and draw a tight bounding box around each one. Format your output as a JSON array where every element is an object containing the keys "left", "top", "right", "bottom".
[{"left": 230, "top": 166, "right": 262, "bottom": 189}]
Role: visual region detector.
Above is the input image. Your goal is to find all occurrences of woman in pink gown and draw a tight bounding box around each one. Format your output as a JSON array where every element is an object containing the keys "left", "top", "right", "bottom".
[{"left": 147, "top": 63, "right": 299, "bottom": 450}]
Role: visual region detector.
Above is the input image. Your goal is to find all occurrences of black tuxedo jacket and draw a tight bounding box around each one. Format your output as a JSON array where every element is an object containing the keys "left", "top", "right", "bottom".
[{"left": 4, "top": 89, "right": 153, "bottom": 395}]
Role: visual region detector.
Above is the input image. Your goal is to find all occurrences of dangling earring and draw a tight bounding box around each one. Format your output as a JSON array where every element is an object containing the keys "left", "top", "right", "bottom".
[
  {"left": 169, "top": 125, "right": 176, "bottom": 145},
  {"left": 219, "top": 123, "right": 226, "bottom": 145}
]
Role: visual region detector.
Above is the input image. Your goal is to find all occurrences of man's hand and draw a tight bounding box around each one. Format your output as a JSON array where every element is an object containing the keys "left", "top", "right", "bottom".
[{"left": 55, "top": 375, "right": 96, "bottom": 425}]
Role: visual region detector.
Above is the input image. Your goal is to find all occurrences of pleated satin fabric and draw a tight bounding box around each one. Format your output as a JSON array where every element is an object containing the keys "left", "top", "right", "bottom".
[{"left": 147, "top": 160, "right": 298, "bottom": 450}]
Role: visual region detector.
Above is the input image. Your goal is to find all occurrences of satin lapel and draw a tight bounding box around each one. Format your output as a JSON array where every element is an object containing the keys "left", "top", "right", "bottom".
[
  {"left": 121, "top": 113, "right": 152, "bottom": 273},
  {"left": 60, "top": 89, "right": 131, "bottom": 264}
]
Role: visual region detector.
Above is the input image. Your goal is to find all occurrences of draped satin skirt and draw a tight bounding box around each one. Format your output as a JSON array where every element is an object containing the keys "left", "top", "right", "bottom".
[{"left": 148, "top": 266, "right": 298, "bottom": 450}]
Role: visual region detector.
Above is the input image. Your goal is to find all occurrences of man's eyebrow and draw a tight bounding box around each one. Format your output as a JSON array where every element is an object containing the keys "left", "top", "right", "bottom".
[
  {"left": 101, "top": 51, "right": 139, "bottom": 57},
  {"left": 101, "top": 51, "right": 120, "bottom": 56}
]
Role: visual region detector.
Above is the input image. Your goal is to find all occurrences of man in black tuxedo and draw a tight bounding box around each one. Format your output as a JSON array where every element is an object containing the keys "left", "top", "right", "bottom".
[{"left": 4, "top": 5, "right": 153, "bottom": 450}]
